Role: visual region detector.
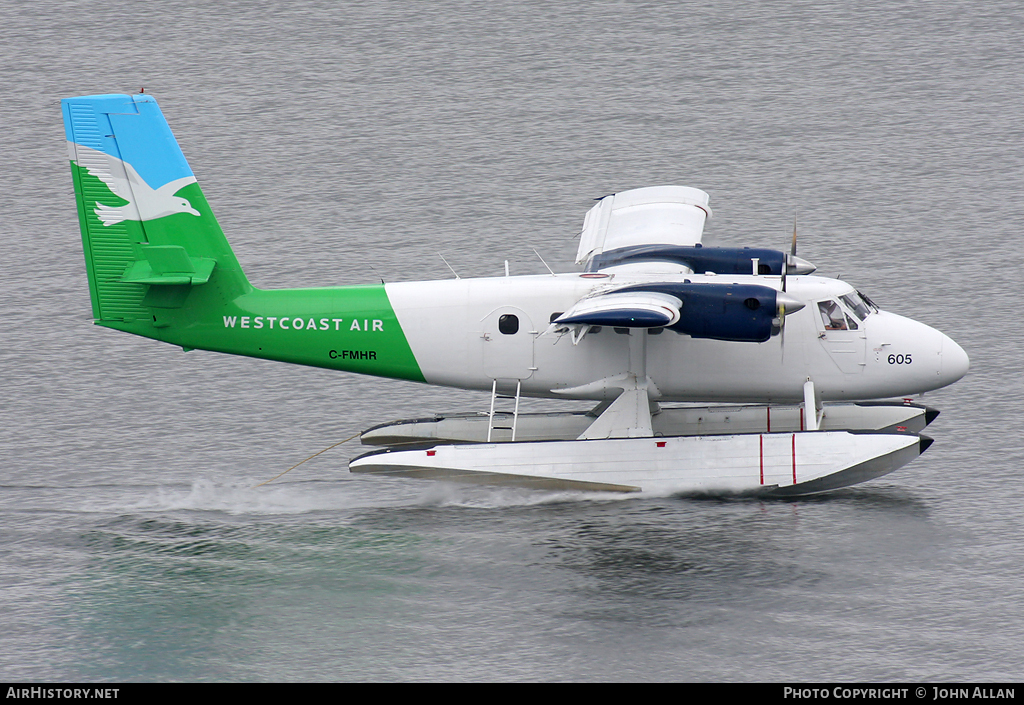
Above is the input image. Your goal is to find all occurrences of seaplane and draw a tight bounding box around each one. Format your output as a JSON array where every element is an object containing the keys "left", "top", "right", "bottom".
[{"left": 61, "top": 93, "right": 970, "bottom": 495}]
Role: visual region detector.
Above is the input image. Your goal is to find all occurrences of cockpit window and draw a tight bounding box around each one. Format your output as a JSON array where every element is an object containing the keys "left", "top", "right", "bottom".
[
  {"left": 818, "top": 300, "right": 858, "bottom": 331},
  {"left": 840, "top": 294, "right": 871, "bottom": 321},
  {"left": 819, "top": 300, "right": 846, "bottom": 330}
]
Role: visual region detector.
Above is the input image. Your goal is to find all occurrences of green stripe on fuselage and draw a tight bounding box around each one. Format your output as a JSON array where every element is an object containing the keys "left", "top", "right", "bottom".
[{"left": 102, "top": 276, "right": 426, "bottom": 384}]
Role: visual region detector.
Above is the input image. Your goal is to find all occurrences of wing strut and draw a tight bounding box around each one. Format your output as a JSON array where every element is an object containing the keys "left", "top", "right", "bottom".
[
  {"left": 577, "top": 331, "right": 655, "bottom": 439},
  {"left": 803, "top": 378, "right": 822, "bottom": 431}
]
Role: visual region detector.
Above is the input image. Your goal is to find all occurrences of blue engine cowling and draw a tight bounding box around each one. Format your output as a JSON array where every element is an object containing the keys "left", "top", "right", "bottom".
[{"left": 587, "top": 244, "right": 788, "bottom": 275}]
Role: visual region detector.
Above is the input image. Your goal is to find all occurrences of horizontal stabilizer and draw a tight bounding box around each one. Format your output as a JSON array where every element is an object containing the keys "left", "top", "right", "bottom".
[{"left": 120, "top": 245, "right": 216, "bottom": 285}]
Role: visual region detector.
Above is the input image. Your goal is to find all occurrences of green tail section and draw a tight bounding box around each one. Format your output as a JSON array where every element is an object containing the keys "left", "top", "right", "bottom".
[
  {"left": 64, "top": 93, "right": 250, "bottom": 323},
  {"left": 63, "top": 93, "right": 424, "bottom": 383}
]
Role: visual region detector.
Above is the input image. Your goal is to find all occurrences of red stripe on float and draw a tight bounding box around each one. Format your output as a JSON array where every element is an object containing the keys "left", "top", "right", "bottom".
[
  {"left": 792, "top": 434, "right": 797, "bottom": 484},
  {"left": 759, "top": 435, "right": 764, "bottom": 485}
]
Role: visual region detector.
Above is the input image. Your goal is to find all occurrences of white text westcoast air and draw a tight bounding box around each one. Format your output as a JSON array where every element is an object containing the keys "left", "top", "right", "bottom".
[{"left": 223, "top": 316, "right": 384, "bottom": 332}]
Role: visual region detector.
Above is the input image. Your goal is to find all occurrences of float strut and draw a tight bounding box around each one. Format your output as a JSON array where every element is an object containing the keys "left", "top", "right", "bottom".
[{"left": 803, "top": 378, "right": 820, "bottom": 431}]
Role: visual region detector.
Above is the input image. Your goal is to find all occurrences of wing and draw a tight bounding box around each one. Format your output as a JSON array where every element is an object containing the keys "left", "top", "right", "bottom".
[
  {"left": 575, "top": 186, "right": 712, "bottom": 269},
  {"left": 560, "top": 185, "right": 806, "bottom": 345},
  {"left": 554, "top": 291, "right": 682, "bottom": 328},
  {"left": 575, "top": 186, "right": 811, "bottom": 277}
]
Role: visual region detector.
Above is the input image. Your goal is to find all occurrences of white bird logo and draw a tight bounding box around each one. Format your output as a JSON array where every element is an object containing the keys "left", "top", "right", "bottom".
[{"left": 68, "top": 142, "right": 201, "bottom": 226}]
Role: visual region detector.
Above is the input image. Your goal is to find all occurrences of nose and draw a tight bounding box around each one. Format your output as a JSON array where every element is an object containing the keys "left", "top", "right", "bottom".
[{"left": 941, "top": 335, "right": 970, "bottom": 386}]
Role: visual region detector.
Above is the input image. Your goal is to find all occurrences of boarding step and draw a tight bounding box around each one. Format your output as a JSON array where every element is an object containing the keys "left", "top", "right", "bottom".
[{"left": 487, "top": 379, "right": 522, "bottom": 442}]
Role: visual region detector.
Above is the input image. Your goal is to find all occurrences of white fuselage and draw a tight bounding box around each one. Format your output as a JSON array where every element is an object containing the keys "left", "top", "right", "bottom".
[{"left": 387, "top": 272, "right": 969, "bottom": 403}]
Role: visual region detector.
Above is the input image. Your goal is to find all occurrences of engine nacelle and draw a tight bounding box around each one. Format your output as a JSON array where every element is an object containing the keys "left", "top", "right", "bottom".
[
  {"left": 616, "top": 282, "right": 796, "bottom": 342},
  {"left": 588, "top": 244, "right": 814, "bottom": 276}
]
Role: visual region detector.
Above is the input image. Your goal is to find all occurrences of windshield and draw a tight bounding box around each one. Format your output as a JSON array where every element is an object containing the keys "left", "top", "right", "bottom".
[{"left": 840, "top": 293, "right": 871, "bottom": 321}]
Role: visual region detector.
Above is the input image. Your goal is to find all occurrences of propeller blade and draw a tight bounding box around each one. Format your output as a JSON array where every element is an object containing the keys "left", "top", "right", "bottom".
[
  {"left": 783, "top": 214, "right": 795, "bottom": 293},
  {"left": 781, "top": 216, "right": 802, "bottom": 360},
  {"left": 775, "top": 291, "right": 805, "bottom": 360},
  {"left": 784, "top": 212, "right": 816, "bottom": 277},
  {"left": 791, "top": 213, "right": 798, "bottom": 258},
  {"left": 781, "top": 306, "right": 786, "bottom": 361}
]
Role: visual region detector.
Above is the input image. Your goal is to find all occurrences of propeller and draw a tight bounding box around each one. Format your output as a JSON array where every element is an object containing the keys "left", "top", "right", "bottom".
[
  {"left": 784, "top": 213, "right": 816, "bottom": 285},
  {"left": 773, "top": 292, "right": 804, "bottom": 333},
  {"left": 778, "top": 215, "right": 809, "bottom": 358},
  {"left": 775, "top": 290, "right": 805, "bottom": 361}
]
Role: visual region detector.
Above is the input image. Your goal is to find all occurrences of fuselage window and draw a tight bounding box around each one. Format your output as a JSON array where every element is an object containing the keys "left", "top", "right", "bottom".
[{"left": 498, "top": 314, "right": 519, "bottom": 335}]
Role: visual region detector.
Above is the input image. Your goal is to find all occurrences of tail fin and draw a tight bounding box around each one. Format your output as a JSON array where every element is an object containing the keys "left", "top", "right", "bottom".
[{"left": 62, "top": 94, "right": 251, "bottom": 326}]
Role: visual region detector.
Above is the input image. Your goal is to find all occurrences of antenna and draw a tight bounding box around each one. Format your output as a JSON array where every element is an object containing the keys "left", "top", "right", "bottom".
[
  {"left": 438, "top": 253, "right": 460, "bottom": 279},
  {"left": 532, "top": 248, "right": 556, "bottom": 276}
]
